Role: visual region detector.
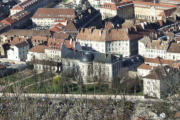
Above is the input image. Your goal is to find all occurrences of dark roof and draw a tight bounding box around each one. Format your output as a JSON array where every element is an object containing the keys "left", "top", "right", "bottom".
[{"left": 61, "top": 44, "right": 121, "bottom": 63}]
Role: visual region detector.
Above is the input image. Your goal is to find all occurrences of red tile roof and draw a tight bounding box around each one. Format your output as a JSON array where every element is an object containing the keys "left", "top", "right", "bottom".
[
  {"left": 0, "top": 10, "right": 29, "bottom": 25},
  {"left": 31, "top": 36, "right": 48, "bottom": 42},
  {"left": 144, "top": 57, "right": 175, "bottom": 65},
  {"left": 29, "top": 45, "right": 48, "bottom": 53},
  {"left": 138, "top": 63, "right": 153, "bottom": 70},
  {"left": 167, "top": 43, "right": 180, "bottom": 53},
  {"left": 9, "top": 37, "right": 27, "bottom": 45},
  {"left": 77, "top": 28, "right": 142, "bottom": 41},
  {"left": 32, "top": 8, "right": 75, "bottom": 19}
]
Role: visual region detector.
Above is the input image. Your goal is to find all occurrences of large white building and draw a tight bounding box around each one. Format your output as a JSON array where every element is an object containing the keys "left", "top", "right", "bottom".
[
  {"left": 139, "top": 36, "right": 180, "bottom": 60},
  {"left": 133, "top": 1, "right": 176, "bottom": 22},
  {"left": 143, "top": 67, "right": 174, "bottom": 99},
  {"left": 100, "top": 1, "right": 134, "bottom": 20},
  {"left": 77, "top": 28, "right": 142, "bottom": 57},
  {"left": 137, "top": 57, "right": 176, "bottom": 77},
  {"left": 7, "top": 41, "right": 29, "bottom": 61},
  {"left": 31, "top": 8, "right": 76, "bottom": 27},
  {"left": 27, "top": 45, "right": 47, "bottom": 62},
  {"left": 61, "top": 44, "right": 122, "bottom": 83}
]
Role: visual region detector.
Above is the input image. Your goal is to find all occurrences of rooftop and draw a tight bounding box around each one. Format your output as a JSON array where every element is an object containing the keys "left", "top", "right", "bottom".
[
  {"left": 77, "top": 28, "right": 142, "bottom": 42},
  {"left": 2, "top": 29, "right": 51, "bottom": 37},
  {"left": 138, "top": 63, "right": 153, "bottom": 70},
  {"left": 32, "top": 8, "right": 75, "bottom": 19},
  {"left": 167, "top": 42, "right": 180, "bottom": 53},
  {"left": 61, "top": 44, "right": 121, "bottom": 64},
  {"left": 1, "top": 10, "right": 29, "bottom": 25},
  {"left": 29, "top": 45, "right": 48, "bottom": 53},
  {"left": 144, "top": 57, "right": 175, "bottom": 65}
]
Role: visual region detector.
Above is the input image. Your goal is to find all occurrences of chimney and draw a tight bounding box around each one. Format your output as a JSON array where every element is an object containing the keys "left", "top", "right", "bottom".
[
  {"left": 70, "top": 38, "right": 72, "bottom": 45},
  {"left": 99, "top": 29, "right": 103, "bottom": 36},
  {"left": 90, "top": 28, "right": 94, "bottom": 33}
]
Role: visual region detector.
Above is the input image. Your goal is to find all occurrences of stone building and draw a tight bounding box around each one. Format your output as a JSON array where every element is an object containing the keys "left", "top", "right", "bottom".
[
  {"left": 133, "top": 1, "right": 176, "bottom": 22},
  {"left": 139, "top": 36, "right": 180, "bottom": 60},
  {"left": 77, "top": 28, "right": 142, "bottom": 57},
  {"left": 61, "top": 44, "right": 122, "bottom": 83},
  {"left": 32, "top": 8, "right": 76, "bottom": 27},
  {"left": 100, "top": 1, "right": 134, "bottom": 20},
  {"left": 7, "top": 40, "right": 29, "bottom": 61},
  {"left": 10, "top": 0, "right": 49, "bottom": 15}
]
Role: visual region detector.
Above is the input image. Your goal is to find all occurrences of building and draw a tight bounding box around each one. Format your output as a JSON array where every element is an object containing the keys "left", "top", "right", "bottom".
[
  {"left": 139, "top": 36, "right": 180, "bottom": 60},
  {"left": 167, "top": 43, "right": 180, "bottom": 60},
  {"left": 77, "top": 28, "right": 142, "bottom": 57},
  {"left": 143, "top": 67, "right": 171, "bottom": 99},
  {"left": 50, "top": 20, "right": 78, "bottom": 37},
  {"left": 27, "top": 37, "right": 74, "bottom": 62},
  {"left": 61, "top": 44, "right": 122, "bottom": 83},
  {"left": 137, "top": 63, "right": 153, "bottom": 77},
  {"left": 0, "top": 10, "right": 31, "bottom": 29},
  {"left": 88, "top": 0, "right": 101, "bottom": 9},
  {"left": 33, "top": 60, "right": 62, "bottom": 72},
  {"left": 159, "top": 0, "right": 180, "bottom": 6},
  {"left": 0, "top": 29, "right": 51, "bottom": 44},
  {"left": 7, "top": 40, "right": 29, "bottom": 61},
  {"left": 100, "top": 1, "right": 134, "bottom": 20},
  {"left": 87, "top": 0, "right": 124, "bottom": 10},
  {"left": 32, "top": 8, "right": 76, "bottom": 27},
  {"left": 10, "top": 0, "right": 49, "bottom": 15},
  {"left": 137, "top": 57, "right": 176, "bottom": 77},
  {"left": 31, "top": 36, "right": 48, "bottom": 46},
  {"left": 0, "top": 23, "right": 10, "bottom": 34},
  {"left": 133, "top": 1, "right": 176, "bottom": 22},
  {"left": 144, "top": 57, "right": 175, "bottom": 67},
  {"left": 27, "top": 45, "right": 47, "bottom": 61}
]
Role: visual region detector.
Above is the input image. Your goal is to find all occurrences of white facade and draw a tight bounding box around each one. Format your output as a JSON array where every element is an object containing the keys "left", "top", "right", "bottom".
[
  {"left": 10, "top": 0, "right": 49, "bottom": 15},
  {"left": 27, "top": 48, "right": 62, "bottom": 62},
  {"left": 167, "top": 52, "right": 180, "bottom": 61},
  {"left": 77, "top": 40, "right": 131, "bottom": 57},
  {"left": 143, "top": 78, "right": 161, "bottom": 98},
  {"left": 143, "top": 77, "right": 170, "bottom": 99},
  {"left": 138, "top": 38, "right": 180, "bottom": 60},
  {"left": 7, "top": 43, "right": 29, "bottom": 61},
  {"left": 10, "top": 9, "right": 21, "bottom": 16},
  {"left": 62, "top": 57, "right": 122, "bottom": 83},
  {"left": 32, "top": 18, "right": 57, "bottom": 27},
  {"left": 27, "top": 52, "right": 46, "bottom": 61},
  {"left": 45, "top": 48, "right": 61, "bottom": 62},
  {"left": 138, "top": 41, "right": 167, "bottom": 59},
  {"left": 34, "top": 63, "right": 61, "bottom": 72},
  {"left": 100, "top": 8, "right": 117, "bottom": 20},
  {"left": 137, "top": 68, "right": 151, "bottom": 77}
]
